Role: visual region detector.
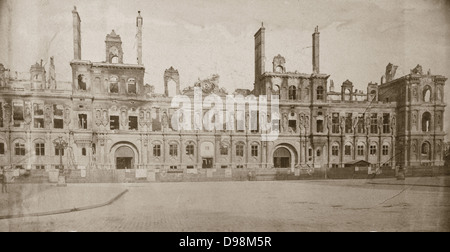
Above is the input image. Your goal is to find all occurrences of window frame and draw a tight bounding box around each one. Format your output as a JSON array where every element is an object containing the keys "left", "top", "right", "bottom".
[{"left": 35, "top": 143, "right": 45, "bottom": 156}]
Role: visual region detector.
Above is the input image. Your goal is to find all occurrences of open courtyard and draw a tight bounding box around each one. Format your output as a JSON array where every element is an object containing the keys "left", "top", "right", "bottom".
[{"left": 0, "top": 176, "right": 449, "bottom": 232}]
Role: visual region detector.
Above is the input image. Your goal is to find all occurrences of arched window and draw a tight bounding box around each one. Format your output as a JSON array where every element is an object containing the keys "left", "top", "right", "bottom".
[
  {"left": 78, "top": 74, "right": 86, "bottom": 90},
  {"left": 370, "top": 143, "right": 377, "bottom": 155},
  {"left": 14, "top": 141, "right": 26, "bottom": 156},
  {"left": 220, "top": 144, "right": 229, "bottom": 156},
  {"left": 344, "top": 89, "right": 351, "bottom": 101},
  {"left": 275, "top": 66, "right": 283, "bottom": 73},
  {"left": 111, "top": 56, "right": 119, "bottom": 64},
  {"left": 357, "top": 143, "right": 365, "bottom": 156},
  {"left": 169, "top": 144, "right": 178, "bottom": 157},
  {"left": 344, "top": 143, "right": 352, "bottom": 156},
  {"left": 382, "top": 143, "right": 389, "bottom": 156},
  {"left": 422, "top": 112, "right": 431, "bottom": 132},
  {"left": 316, "top": 149, "right": 321, "bottom": 157},
  {"left": 236, "top": 143, "right": 244, "bottom": 157},
  {"left": 331, "top": 144, "right": 339, "bottom": 156},
  {"left": 423, "top": 86, "right": 431, "bottom": 102},
  {"left": 186, "top": 143, "right": 195, "bottom": 156},
  {"left": 109, "top": 76, "right": 119, "bottom": 93},
  {"left": 288, "top": 86, "right": 296, "bottom": 100},
  {"left": 127, "top": 78, "right": 136, "bottom": 94},
  {"left": 316, "top": 86, "right": 324, "bottom": 100},
  {"left": 421, "top": 141, "right": 431, "bottom": 160}
]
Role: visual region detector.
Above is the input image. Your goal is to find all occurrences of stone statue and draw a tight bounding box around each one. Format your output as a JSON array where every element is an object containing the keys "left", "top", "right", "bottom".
[
  {"left": 162, "top": 112, "right": 169, "bottom": 129},
  {"left": 282, "top": 113, "right": 288, "bottom": 132}
]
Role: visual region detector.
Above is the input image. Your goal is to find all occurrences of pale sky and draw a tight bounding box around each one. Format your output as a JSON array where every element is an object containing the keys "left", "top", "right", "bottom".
[{"left": 0, "top": 0, "right": 449, "bottom": 134}]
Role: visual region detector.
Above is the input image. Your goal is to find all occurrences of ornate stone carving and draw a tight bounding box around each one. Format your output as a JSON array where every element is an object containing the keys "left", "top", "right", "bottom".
[
  {"left": 45, "top": 105, "right": 52, "bottom": 128},
  {"left": 95, "top": 109, "right": 102, "bottom": 126},
  {"left": 64, "top": 107, "right": 71, "bottom": 126},
  {"left": 411, "top": 64, "right": 423, "bottom": 75},
  {"left": 102, "top": 110, "right": 108, "bottom": 127}
]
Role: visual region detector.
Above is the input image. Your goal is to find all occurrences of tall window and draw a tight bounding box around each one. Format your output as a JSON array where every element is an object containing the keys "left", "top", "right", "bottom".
[
  {"left": 357, "top": 144, "right": 364, "bottom": 156},
  {"left": 288, "top": 86, "right": 296, "bottom": 100},
  {"left": 332, "top": 145, "right": 339, "bottom": 156},
  {"left": 15, "top": 142, "right": 25, "bottom": 156},
  {"left": 35, "top": 143, "right": 45, "bottom": 156},
  {"left": 423, "top": 86, "right": 431, "bottom": 102},
  {"left": 357, "top": 115, "right": 365, "bottom": 134},
  {"left": 370, "top": 113, "right": 378, "bottom": 134},
  {"left": 110, "top": 116, "right": 119, "bottom": 130},
  {"left": 82, "top": 148, "right": 87, "bottom": 156},
  {"left": 332, "top": 113, "right": 340, "bottom": 134},
  {"left": 382, "top": 144, "right": 389, "bottom": 156},
  {"left": 316, "top": 119, "right": 324, "bottom": 133},
  {"left": 0, "top": 143, "right": 5, "bottom": 155},
  {"left": 153, "top": 144, "right": 161, "bottom": 157},
  {"left": 316, "top": 86, "right": 324, "bottom": 100},
  {"left": 344, "top": 144, "right": 351, "bottom": 156},
  {"left": 78, "top": 74, "right": 86, "bottom": 90},
  {"left": 220, "top": 145, "right": 228, "bottom": 155},
  {"left": 345, "top": 113, "right": 353, "bottom": 133},
  {"left": 383, "top": 113, "right": 390, "bottom": 134},
  {"left": 33, "top": 103, "right": 44, "bottom": 128},
  {"left": 109, "top": 76, "right": 119, "bottom": 94},
  {"left": 127, "top": 78, "right": 136, "bottom": 94},
  {"left": 236, "top": 144, "right": 244, "bottom": 157},
  {"left": 251, "top": 145, "right": 258, "bottom": 157},
  {"left": 422, "top": 112, "right": 431, "bottom": 132},
  {"left": 129, "top": 116, "right": 138, "bottom": 130},
  {"left": 169, "top": 144, "right": 178, "bottom": 157},
  {"left": 370, "top": 144, "right": 377, "bottom": 155},
  {"left": 186, "top": 144, "right": 194, "bottom": 156},
  {"left": 78, "top": 114, "right": 87, "bottom": 129},
  {"left": 13, "top": 102, "right": 24, "bottom": 127},
  {"left": 53, "top": 105, "right": 64, "bottom": 129}
]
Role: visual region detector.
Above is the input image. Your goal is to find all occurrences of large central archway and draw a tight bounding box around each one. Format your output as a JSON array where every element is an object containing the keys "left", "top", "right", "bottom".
[
  {"left": 274, "top": 147, "right": 291, "bottom": 168},
  {"left": 115, "top": 146, "right": 134, "bottom": 169}
]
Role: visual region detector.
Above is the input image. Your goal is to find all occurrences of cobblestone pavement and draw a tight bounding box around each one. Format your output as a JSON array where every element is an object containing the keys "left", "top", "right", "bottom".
[{"left": 1, "top": 177, "right": 449, "bottom": 232}]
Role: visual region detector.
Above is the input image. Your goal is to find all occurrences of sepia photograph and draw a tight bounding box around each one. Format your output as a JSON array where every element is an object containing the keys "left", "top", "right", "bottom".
[{"left": 0, "top": 0, "right": 449, "bottom": 235}]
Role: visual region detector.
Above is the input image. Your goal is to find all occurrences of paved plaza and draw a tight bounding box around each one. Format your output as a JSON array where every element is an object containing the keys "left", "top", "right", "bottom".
[{"left": 0, "top": 177, "right": 449, "bottom": 232}]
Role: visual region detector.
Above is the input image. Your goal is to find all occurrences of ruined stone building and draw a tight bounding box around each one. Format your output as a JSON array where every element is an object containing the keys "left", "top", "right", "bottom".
[{"left": 0, "top": 7, "right": 447, "bottom": 181}]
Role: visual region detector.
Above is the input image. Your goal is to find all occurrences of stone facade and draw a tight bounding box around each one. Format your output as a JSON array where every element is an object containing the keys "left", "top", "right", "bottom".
[{"left": 0, "top": 8, "right": 447, "bottom": 181}]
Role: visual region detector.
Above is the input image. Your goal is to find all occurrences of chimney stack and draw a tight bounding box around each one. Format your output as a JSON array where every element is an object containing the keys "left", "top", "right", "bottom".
[
  {"left": 312, "top": 26, "right": 320, "bottom": 74},
  {"left": 136, "top": 11, "right": 143, "bottom": 65},
  {"left": 72, "top": 6, "right": 81, "bottom": 60},
  {"left": 254, "top": 23, "right": 265, "bottom": 91}
]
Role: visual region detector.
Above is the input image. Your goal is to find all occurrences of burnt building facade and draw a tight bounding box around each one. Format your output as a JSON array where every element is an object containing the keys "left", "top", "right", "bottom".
[{"left": 0, "top": 7, "right": 446, "bottom": 181}]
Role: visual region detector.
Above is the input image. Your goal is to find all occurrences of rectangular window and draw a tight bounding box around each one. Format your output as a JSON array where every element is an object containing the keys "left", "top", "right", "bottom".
[
  {"left": 236, "top": 165, "right": 244, "bottom": 169},
  {"left": 221, "top": 165, "right": 228, "bottom": 169},
  {"left": 288, "top": 120, "right": 296, "bottom": 130},
  {"left": 357, "top": 145, "right": 364, "bottom": 156},
  {"left": 153, "top": 145, "right": 161, "bottom": 157},
  {"left": 370, "top": 145, "right": 377, "bottom": 155},
  {"left": 357, "top": 116, "right": 365, "bottom": 134},
  {"left": 251, "top": 145, "right": 258, "bottom": 157},
  {"left": 170, "top": 166, "right": 178, "bottom": 170},
  {"left": 316, "top": 119, "right": 324, "bottom": 133},
  {"left": 128, "top": 79, "right": 136, "bottom": 94},
  {"left": 332, "top": 113, "right": 340, "bottom": 134},
  {"left": 33, "top": 103, "right": 44, "bottom": 128},
  {"left": 169, "top": 144, "right": 178, "bottom": 157},
  {"left": 0, "top": 143, "right": 4, "bottom": 155},
  {"left": 55, "top": 165, "right": 64, "bottom": 170},
  {"left": 370, "top": 113, "right": 378, "bottom": 134},
  {"left": 35, "top": 143, "right": 45, "bottom": 156},
  {"left": 129, "top": 116, "right": 138, "bottom": 130},
  {"left": 187, "top": 165, "right": 194, "bottom": 169},
  {"left": 332, "top": 164, "right": 339, "bottom": 169},
  {"left": 345, "top": 113, "right": 353, "bottom": 134},
  {"left": 382, "top": 145, "right": 389, "bottom": 156},
  {"left": 332, "top": 146, "right": 339, "bottom": 156},
  {"left": 78, "top": 114, "right": 87, "bottom": 129},
  {"left": 110, "top": 82, "right": 119, "bottom": 93},
  {"left": 186, "top": 145, "right": 194, "bottom": 155},
  {"left": 220, "top": 145, "right": 228, "bottom": 155},
  {"left": 383, "top": 113, "right": 390, "bottom": 134},
  {"left": 53, "top": 105, "right": 64, "bottom": 129},
  {"left": 236, "top": 145, "right": 244, "bottom": 157},
  {"left": 344, "top": 145, "right": 351, "bottom": 156},
  {"left": 110, "top": 116, "right": 119, "bottom": 130},
  {"left": 55, "top": 148, "right": 64, "bottom": 156},
  {"left": 35, "top": 165, "right": 45, "bottom": 170},
  {"left": 13, "top": 102, "right": 24, "bottom": 127},
  {"left": 15, "top": 143, "right": 25, "bottom": 156}
]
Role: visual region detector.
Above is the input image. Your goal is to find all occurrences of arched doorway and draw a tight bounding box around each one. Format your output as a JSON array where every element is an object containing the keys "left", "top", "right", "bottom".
[
  {"left": 273, "top": 147, "right": 291, "bottom": 168},
  {"left": 115, "top": 146, "right": 135, "bottom": 169}
]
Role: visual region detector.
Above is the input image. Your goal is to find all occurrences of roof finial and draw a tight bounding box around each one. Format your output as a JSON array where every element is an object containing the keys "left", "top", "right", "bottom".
[
  {"left": 315, "top": 25, "right": 319, "bottom": 33},
  {"left": 261, "top": 22, "right": 264, "bottom": 28}
]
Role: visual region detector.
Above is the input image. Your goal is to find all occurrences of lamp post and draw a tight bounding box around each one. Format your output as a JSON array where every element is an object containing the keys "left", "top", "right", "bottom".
[{"left": 53, "top": 136, "right": 68, "bottom": 186}]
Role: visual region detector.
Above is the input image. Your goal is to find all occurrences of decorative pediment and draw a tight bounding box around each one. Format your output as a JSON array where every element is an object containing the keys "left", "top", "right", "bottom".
[
  {"left": 182, "top": 74, "right": 228, "bottom": 96},
  {"left": 411, "top": 64, "right": 423, "bottom": 75}
]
